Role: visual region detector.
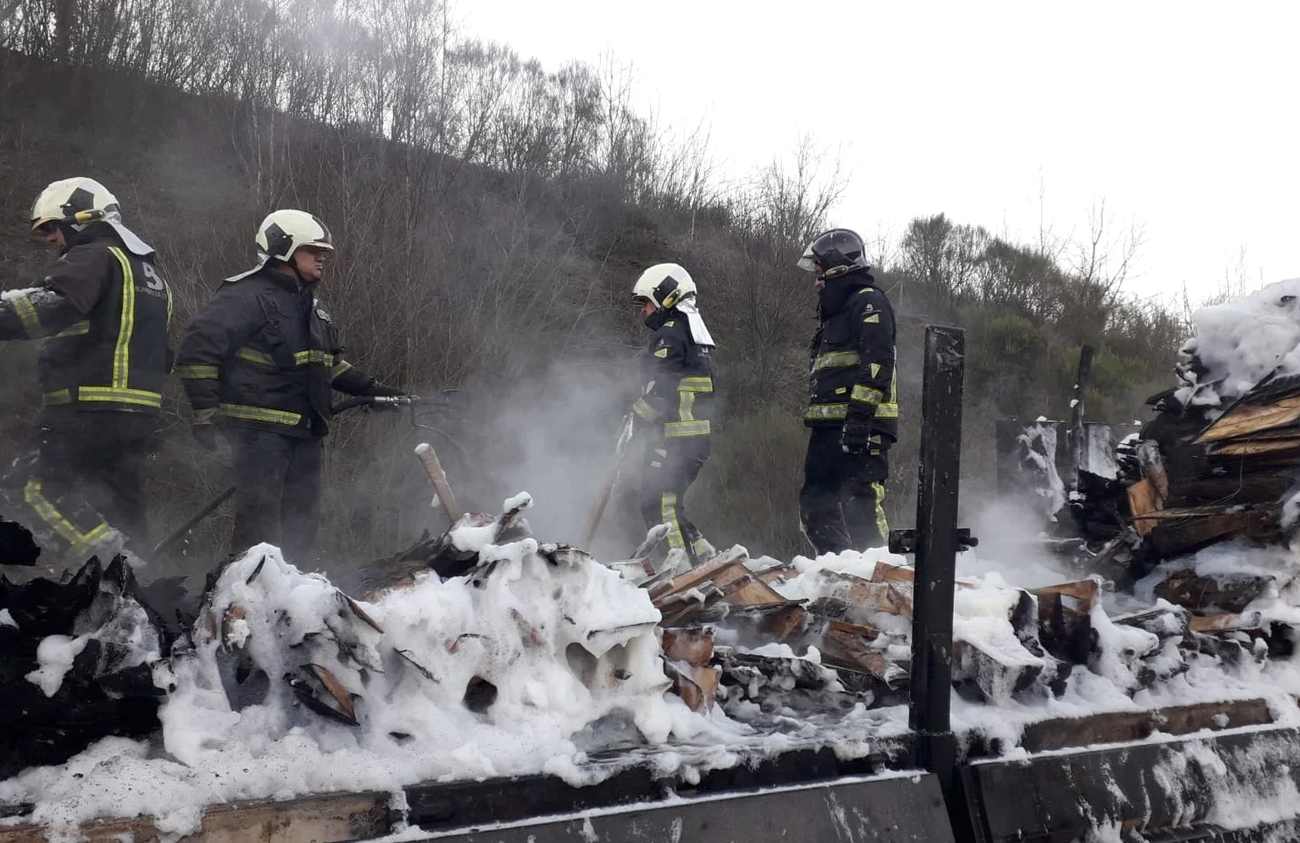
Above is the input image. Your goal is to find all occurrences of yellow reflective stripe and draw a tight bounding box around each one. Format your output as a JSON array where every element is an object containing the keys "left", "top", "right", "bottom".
[
  {"left": 665, "top": 420, "right": 710, "bottom": 437},
  {"left": 52, "top": 321, "right": 90, "bottom": 338},
  {"left": 805, "top": 403, "right": 848, "bottom": 421},
  {"left": 869, "top": 363, "right": 881, "bottom": 377},
  {"left": 678, "top": 377, "right": 713, "bottom": 392},
  {"left": 812, "top": 351, "right": 860, "bottom": 372},
  {"left": 238, "top": 348, "right": 334, "bottom": 368},
  {"left": 294, "top": 350, "right": 334, "bottom": 366},
  {"left": 331, "top": 360, "right": 353, "bottom": 378},
  {"left": 78, "top": 386, "right": 162, "bottom": 408},
  {"left": 43, "top": 389, "right": 72, "bottom": 406},
  {"left": 876, "top": 366, "right": 899, "bottom": 419},
  {"left": 237, "top": 347, "right": 276, "bottom": 367},
  {"left": 660, "top": 492, "right": 684, "bottom": 549},
  {"left": 679, "top": 390, "right": 696, "bottom": 422},
  {"left": 632, "top": 397, "right": 657, "bottom": 421},
  {"left": 176, "top": 364, "right": 220, "bottom": 380},
  {"left": 165, "top": 283, "right": 174, "bottom": 329},
  {"left": 851, "top": 385, "right": 883, "bottom": 405},
  {"left": 654, "top": 347, "right": 669, "bottom": 359},
  {"left": 24, "top": 479, "right": 110, "bottom": 553},
  {"left": 107, "top": 248, "right": 135, "bottom": 389},
  {"left": 872, "top": 482, "right": 889, "bottom": 542},
  {"left": 675, "top": 377, "right": 711, "bottom": 423},
  {"left": 11, "top": 293, "right": 43, "bottom": 338},
  {"left": 219, "top": 403, "right": 302, "bottom": 426}
]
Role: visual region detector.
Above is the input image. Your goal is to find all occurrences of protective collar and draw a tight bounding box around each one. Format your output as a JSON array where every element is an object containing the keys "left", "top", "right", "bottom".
[
  {"left": 675, "top": 298, "right": 716, "bottom": 347},
  {"left": 106, "top": 220, "right": 154, "bottom": 257}
]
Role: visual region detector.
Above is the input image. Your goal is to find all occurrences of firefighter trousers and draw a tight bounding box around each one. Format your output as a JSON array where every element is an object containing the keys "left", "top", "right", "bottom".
[
  {"left": 2, "top": 411, "right": 155, "bottom": 563},
  {"left": 227, "top": 429, "right": 323, "bottom": 564},
  {"left": 640, "top": 437, "right": 711, "bottom": 565},
  {"left": 799, "top": 426, "right": 890, "bottom": 556}
]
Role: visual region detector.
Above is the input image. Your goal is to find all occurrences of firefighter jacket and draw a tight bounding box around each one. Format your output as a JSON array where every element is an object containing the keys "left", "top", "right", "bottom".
[
  {"left": 805, "top": 267, "right": 898, "bottom": 440},
  {"left": 632, "top": 309, "right": 716, "bottom": 440},
  {"left": 0, "top": 224, "right": 173, "bottom": 414},
  {"left": 176, "top": 265, "right": 381, "bottom": 438}
]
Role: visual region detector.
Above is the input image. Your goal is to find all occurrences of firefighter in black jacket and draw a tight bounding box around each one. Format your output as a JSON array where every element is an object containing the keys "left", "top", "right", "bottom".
[
  {"left": 176, "top": 210, "right": 402, "bottom": 562},
  {"left": 630, "top": 263, "right": 717, "bottom": 566},
  {"left": 0, "top": 177, "right": 172, "bottom": 563},
  {"left": 797, "top": 228, "right": 898, "bottom": 555}
]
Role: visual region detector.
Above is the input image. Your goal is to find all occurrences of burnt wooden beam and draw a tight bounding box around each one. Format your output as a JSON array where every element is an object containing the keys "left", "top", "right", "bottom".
[{"left": 906, "top": 325, "right": 967, "bottom": 835}]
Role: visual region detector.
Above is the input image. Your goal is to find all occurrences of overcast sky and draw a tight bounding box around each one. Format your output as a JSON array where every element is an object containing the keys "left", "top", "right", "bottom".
[{"left": 458, "top": 0, "right": 1300, "bottom": 304}]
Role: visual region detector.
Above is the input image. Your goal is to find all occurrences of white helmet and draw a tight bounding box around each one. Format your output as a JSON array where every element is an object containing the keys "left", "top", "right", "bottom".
[
  {"left": 30, "top": 176, "right": 153, "bottom": 256},
  {"left": 632, "top": 262, "right": 697, "bottom": 310},
  {"left": 228, "top": 209, "right": 334, "bottom": 282},
  {"left": 254, "top": 209, "right": 334, "bottom": 262}
]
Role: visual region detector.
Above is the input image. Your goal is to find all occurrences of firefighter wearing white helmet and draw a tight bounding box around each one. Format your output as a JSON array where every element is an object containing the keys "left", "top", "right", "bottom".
[
  {"left": 176, "top": 209, "right": 406, "bottom": 562},
  {"left": 0, "top": 176, "right": 172, "bottom": 564},
  {"left": 629, "top": 262, "right": 718, "bottom": 567},
  {"left": 796, "top": 227, "right": 899, "bottom": 555}
]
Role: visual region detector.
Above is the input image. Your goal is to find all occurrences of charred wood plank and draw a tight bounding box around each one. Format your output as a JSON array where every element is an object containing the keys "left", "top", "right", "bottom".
[
  {"left": 0, "top": 791, "right": 391, "bottom": 843},
  {"left": 1197, "top": 395, "right": 1300, "bottom": 444},
  {"left": 1014, "top": 697, "right": 1274, "bottom": 754},
  {"left": 1154, "top": 569, "right": 1273, "bottom": 613}
]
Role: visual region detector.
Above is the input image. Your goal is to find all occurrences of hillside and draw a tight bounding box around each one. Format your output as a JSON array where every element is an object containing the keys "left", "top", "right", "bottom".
[{"left": 0, "top": 40, "right": 1182, "bottom": 574}]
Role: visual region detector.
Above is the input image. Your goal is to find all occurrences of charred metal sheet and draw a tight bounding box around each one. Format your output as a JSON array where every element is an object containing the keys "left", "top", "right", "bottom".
[
  {"left": 404, "top": 771, "right": 954, "bottom": 842},
  {"left": 962, "top": 726, "right": 1300, "bottom": 842},
  {"left": 404, "top": 739, "right": 914, "bottom": 833}
]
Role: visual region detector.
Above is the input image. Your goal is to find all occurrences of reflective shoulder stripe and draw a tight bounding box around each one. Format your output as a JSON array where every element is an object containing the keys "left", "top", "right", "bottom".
[
  {"left": 236, "top": 347, "right": 276, "bottom": 367},
  {"left": 664, "top": 419, "right": 710, "bottom": 437},
  {"left": 851, "top": 385, "right": 883, "bottom": 405},
  {"left": 78, "top": 386, "right": 162, "bottom": 408},
  {"left": 176, "top": 364, "right": 220, "bottom": 380},
  {"left": 804, "top": 403, "right": 849, "bottom": 422},
  {"left": 219, "top": 403, "right": 303, "bottom": 426},
  {"left": 677, "top": 376, "right": 714, "bottom": 393},
  {"left": 812, "top": 351, "right": 860, "bottom": 372},
  {"left": 52, "top": 321, "right": 90, "bottom": 338},
  {"left": 107, "top": 247, "right": 135, "bottom": 389},
  {"left": 10, "top": 292, "right": 43, "bottom": 338}
]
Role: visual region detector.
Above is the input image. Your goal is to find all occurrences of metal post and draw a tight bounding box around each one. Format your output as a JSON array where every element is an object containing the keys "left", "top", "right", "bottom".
[
  {"left": 908, "top": 325, "right": 966, "bottom": 834},
  {"left": 1068, "top": 344, "right": 1094, "bottom": 488}
]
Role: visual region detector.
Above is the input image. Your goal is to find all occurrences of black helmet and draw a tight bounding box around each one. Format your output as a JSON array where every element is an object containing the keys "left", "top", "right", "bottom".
[{"left": 797, "top": 228, "right": 868, "bottom": 279}]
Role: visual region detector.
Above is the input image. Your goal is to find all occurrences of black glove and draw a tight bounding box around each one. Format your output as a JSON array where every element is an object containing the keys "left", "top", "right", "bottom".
[
  {"left": 369, "top": 380, "right": 406, "bottom": 397},
  {"left": 840, "top": 412, "right": 873, "bottom": 456}
]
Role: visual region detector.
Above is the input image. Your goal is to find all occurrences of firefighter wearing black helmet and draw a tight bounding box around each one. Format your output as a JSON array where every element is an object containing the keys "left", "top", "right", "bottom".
[
  {"left": 797, "top": 228, "right": 898, "bottom": 554},
  {"left": 0, "top": 177, "right": 172, "bottom": 564},
  {"left": 176, "top": 210, "right": 404, "bottom": 563}
]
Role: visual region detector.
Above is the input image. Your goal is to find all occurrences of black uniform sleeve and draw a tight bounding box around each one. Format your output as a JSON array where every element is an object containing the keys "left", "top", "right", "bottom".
[
  {"left": 633, "top": 324, "right": 688, "bottom": 422},
  {"left": 846, "top": 289, "right": 897, "bottom": 425},
  {"left": 331, "top": 360, "right": 399, "bottom": 396},
  {"left": 176, "top": 285, "right": 268, "bottom": 412},
  {"left": 0, "top": 288, "right": 85, "bottom": 341},
  {"left": 42, "top": 245, "right": 114, "bottom": 315}
]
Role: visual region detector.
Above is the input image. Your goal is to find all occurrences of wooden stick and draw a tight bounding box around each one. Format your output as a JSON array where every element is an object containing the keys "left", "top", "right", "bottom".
[{"left": 414, "top": 443, "right": 462, "bottom": 523}]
